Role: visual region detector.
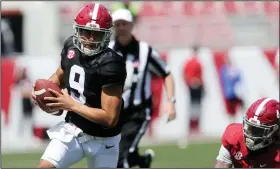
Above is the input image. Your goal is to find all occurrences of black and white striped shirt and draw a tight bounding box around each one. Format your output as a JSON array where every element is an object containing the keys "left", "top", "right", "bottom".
[{"left": 109, "top": 36, "right": 170, "bottom": 111}]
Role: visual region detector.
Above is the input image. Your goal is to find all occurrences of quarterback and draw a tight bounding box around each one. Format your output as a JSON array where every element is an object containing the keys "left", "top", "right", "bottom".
[{"left": 32, "top": 3, "right": 127, "bottom": 168}]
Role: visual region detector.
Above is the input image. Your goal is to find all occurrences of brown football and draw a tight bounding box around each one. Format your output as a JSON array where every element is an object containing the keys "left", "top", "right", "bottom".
[{"left": 34, "top": 79, "right": 63, "bottom": 116}]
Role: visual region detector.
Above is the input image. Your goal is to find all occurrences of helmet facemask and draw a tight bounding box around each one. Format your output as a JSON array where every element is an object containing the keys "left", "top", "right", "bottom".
[
  {"left": 243, "top": 117, "right": 279, "bottom": 151},
  {"left": 73, "top": 23, "right": 112, "bottom": 56}
]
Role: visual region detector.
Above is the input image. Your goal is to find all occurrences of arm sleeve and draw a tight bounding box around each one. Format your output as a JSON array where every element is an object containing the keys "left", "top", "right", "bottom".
[
  {"left": 216, "top": 145, "right": 232, "bottom": 165},
  {"left": 148, "top": 48, "right": 170, "bottom": 78},
  {"left": 100, "top": 61, "right": 127, "bottom": 88}
]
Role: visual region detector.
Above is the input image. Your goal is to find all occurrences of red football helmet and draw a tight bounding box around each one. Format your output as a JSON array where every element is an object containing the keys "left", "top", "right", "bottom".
[
  {"left": 243, "top": 98, "right": 280, "bottom": 151},
  {"left": 73, "top": 3, "right": 113, "bottom": 56}
]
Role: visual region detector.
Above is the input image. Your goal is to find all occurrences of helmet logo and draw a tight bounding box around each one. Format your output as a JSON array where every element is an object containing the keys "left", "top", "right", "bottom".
[
  {"left": 86, "top": 22, "right": 100, "bottom": 28},
  {"left": 249, "top": 118, "right": 260, "bottom": 125},
  {"left": 67, "top": 50, "right": 75, "bottom": 59}
]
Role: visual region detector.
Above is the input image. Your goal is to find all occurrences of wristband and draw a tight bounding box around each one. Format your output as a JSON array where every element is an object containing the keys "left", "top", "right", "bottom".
[{"left": 168, "top": 97, "right": 176, "bottom": 103}]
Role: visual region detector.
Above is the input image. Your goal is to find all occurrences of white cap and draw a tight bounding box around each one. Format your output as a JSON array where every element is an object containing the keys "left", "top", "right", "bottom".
[{"left": 112, "top": 9, "right": 133, "bottom": 23}]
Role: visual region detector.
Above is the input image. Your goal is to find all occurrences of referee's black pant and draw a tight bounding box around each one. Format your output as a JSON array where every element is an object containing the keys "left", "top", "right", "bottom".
[{"left": 117, "top": 107, "right": 151, "bottom": 168}]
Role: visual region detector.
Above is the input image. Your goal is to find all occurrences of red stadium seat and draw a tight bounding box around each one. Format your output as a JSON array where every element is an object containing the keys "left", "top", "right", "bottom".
[
  {"left": 133, "top": 1, "right": 277, "bottom": 49},
  {"left": 199, "top": 1, "right": 217, "bottom": 15},
  {"left": 264, "top": 1, "right": 279, "bottom": 15},
  {"left": 139, "top": 2, "right": 156, "bottom": 17},
  {"left": 243, "top": 2, "right": 258, "bottom": 14},
  {"left": 182, "top": 2, "right": 195, "bottom": 16},
  {"left": 224, "top": 1, "right": 238, "bottom": 14}
]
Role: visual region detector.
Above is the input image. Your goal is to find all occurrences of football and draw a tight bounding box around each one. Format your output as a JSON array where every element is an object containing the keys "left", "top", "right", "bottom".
[{"left": 34, "top": 79, "right": 63, "bottom": 116}]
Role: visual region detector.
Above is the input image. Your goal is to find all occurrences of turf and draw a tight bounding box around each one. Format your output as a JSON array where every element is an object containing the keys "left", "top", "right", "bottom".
[{"left": 2, "top": 142, "right": 220, "bottom": 168}]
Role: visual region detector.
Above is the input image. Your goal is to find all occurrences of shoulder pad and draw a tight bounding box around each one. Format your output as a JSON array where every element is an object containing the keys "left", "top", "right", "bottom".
[
  {"left": 97, "top": 49, "right": 125, "bottom": 75},
  {"left": 222, "top": 123, "right": 243, "bottom": 149},
  {"left": 98, "top": 48, "right": 125, "bottom": 66},
  {"left": 63, "top": 36, "right": 74, "bottom": 49},
  {"left": 60, "top": 36, "right": 75, "bottom": 70},
  {"left": 97, "top": 49, "right": 126, "bottom": 88}
]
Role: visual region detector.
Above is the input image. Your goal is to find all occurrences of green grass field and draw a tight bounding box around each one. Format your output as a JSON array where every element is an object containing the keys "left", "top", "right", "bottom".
[{"left": 2, "top": 142, "right": 220, "bottom": 168}]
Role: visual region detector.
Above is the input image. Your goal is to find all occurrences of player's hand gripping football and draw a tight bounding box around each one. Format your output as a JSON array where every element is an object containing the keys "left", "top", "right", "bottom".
[
  {"left": 31, "top": 85, "right": 38, "bottom": 106},
  {"left": 44, "top": 89, "right": 77, "bottom": 112},
  {"left": 31, "top": 84, "right": 58, "bottom": 113}
]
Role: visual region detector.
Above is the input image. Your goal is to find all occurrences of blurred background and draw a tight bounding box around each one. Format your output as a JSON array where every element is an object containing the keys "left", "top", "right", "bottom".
[{"left": 1, "top": 1, "right": 279, "bottom": 168}]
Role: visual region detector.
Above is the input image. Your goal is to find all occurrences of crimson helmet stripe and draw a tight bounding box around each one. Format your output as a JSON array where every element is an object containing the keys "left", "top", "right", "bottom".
[
  {"left": 77, "top": 6, "right": 85, "bottom": 15},
  {"left": 253, "top": 98, "right": 273, "bottom": 120},
  {"left": 91, "top": 3, "right": 100, "bottom": 24}
]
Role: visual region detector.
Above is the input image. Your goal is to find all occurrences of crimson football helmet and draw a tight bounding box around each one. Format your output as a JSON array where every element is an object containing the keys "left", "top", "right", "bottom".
[
  {"left": 243, "top": 98, "right": 280, "bottom": 151},
  {"left": 73, "top": 3, "right": 113, "bottom": 56}
]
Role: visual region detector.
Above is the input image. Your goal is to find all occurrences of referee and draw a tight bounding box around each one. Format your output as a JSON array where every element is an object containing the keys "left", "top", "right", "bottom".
[{"left": 109, "top": 9, "right": 176, "bottom": 168}]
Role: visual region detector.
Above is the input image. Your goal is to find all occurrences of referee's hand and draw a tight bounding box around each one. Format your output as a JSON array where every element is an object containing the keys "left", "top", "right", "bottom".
[{"left": 164, "top": 102, "right": 176, "bottom": 122}]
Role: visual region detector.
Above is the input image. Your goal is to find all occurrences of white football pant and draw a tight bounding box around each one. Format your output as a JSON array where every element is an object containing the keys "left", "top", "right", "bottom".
[{"left": 41, "top": 121, "right": 121, "bottom": 168}]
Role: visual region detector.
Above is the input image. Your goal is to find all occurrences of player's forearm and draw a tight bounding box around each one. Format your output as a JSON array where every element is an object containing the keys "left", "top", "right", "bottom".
[
  {"left": 164, "top": 73, "right": 175, "bottom": 100},
  {"left": 48, "top": 73, "right": 61, "bottom": 87},
  {"left": 215, "top": 161, "right": 232, "bottom": 168},
  {"left": 71, "top": 103, "right": 118, "bottom": 128},
  {"left": 48, "top": 67, "right": 64, "bottom": 88}
]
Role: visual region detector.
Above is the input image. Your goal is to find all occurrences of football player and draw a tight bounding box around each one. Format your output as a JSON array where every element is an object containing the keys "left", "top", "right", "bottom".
[
  {"left": 32, "top": 3, "right": 127, "bottom": 168},
  {"left": 215, "top": 98, "right": 280, "bottom": 168}
]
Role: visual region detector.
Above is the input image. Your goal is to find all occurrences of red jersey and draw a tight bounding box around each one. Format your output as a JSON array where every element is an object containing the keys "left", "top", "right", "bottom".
[
  {"left": 221, "top": 123, "right": 280, "bottom": 168},
  {"left": 183, "top": 57, "right": 203, "bottom": 86}
]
